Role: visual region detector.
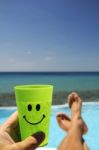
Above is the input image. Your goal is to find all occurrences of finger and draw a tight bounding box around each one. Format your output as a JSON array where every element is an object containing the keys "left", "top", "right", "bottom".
[
  {"left": 1, "top": 111, "right": 20, "bottom": 140},
  {"left": 11, "top": 131, "right": 45, "bottom": 150}
]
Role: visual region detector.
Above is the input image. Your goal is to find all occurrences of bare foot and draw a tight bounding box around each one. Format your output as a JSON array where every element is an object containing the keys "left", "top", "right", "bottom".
[
  {"left": 67, "top": 92, "right": 88, "bottom": 134},
  {"left": 67, "top": 92, "right": 82, "bottom": 116},
  {"left": 56, "top": 113, "right": 71, "bottom": 132},
  {"left": 56, "top": 92, "right": 88, "bottom": 134}
]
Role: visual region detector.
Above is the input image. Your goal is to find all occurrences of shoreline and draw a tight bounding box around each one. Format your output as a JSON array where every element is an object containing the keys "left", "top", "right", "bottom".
[{"left": 0, "top": 90, "right": 99, "bottom": 106}]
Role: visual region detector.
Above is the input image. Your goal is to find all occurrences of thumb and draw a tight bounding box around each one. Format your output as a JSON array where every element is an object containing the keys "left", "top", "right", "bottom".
[{"left": 12, "top": 131, "right": 45, "bottom": 150}]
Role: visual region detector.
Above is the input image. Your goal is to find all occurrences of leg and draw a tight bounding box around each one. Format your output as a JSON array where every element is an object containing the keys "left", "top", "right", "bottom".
[
  {"left": 57, "top": 115, "right": 84, "bottom": 150},
  {"left": 57, "top": 92, "right": 90, "bottom": 150},
  {"left": 68, "top": 93, "right": 90, "bottom": 150},
  {"left": 83, "top": 143, "right": 90, "bottom": 150}
]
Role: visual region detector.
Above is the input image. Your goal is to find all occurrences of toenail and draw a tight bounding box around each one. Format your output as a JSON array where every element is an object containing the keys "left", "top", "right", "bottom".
[{"left": 62, "top": 116, "right": 64, "bottom": 120}]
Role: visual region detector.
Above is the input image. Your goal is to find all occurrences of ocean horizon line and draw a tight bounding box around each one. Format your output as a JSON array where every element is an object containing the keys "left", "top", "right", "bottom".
[
  {"left": 0, "top": 71, "right": 99, "bottom": 76},
  {"left": 0, "top": 71, "right": 99, "bottom": 73}
]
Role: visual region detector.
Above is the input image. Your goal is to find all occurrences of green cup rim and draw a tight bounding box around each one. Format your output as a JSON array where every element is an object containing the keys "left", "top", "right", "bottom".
[{"left": 14, "top": 84, "right": 53, "bottom": 90}]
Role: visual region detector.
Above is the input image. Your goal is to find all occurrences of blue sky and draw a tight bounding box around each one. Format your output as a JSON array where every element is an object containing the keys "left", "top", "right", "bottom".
[{"left": 0, "top": 0, "right": 99, "bottom": 71}]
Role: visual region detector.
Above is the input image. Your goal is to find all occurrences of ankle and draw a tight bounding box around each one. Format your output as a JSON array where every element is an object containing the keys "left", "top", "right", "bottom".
[
  {"left": 68, "top": 126, "right": 83, "bottom": 138},
  {"left": 71, "top": 112, "right": 82, "bottom": 122}
]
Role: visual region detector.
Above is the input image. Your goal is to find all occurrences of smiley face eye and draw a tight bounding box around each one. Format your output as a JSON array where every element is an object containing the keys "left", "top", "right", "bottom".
[
  {"left": 36, "top": 104, "right": 40, "bottom": 111},
  {"left": 28, "top": 104, "right": 32, "bottom": 111}
]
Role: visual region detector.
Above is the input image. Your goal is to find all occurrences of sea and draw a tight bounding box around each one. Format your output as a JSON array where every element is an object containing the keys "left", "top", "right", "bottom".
[{"left": 0, "top": 72, "right": 99, "bottom": 93}]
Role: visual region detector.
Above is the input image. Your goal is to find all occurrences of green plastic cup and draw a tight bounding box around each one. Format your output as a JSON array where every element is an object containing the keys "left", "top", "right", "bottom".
[{"left": 15, "top": 84, "right": 53, "bottom": 146}]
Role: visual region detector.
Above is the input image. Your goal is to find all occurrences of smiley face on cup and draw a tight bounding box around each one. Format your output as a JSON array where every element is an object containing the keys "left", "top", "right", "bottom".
[{"left": 23, "top": 103, "right": 46, "bottom": 125}]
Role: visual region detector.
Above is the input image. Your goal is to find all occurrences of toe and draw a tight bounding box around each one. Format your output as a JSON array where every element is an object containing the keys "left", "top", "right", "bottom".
[
  {"left": 57, "top": 113, "right": 71, "bottom": 121},
  {"left": 73, "top": 93, "right": 82, "bottom": 105},
  {"left": 67, "top": 94, "right": 75, "bottom": 108},
  {"left": 68, "top": 92, "right": 82, "bottom": 108}
]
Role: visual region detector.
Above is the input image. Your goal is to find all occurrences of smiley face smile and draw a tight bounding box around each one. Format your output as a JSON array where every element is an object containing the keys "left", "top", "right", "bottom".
[{"left": 23, "top": 114, "right": 46, "bottom": 125}]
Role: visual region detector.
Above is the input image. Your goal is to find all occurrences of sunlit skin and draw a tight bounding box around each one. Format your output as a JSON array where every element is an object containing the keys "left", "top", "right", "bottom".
[
  {"left": 0, "top": 111, "right": 45, "bottom": 150},
  {"left": 57, "top": 92, "right": 90, "bottom": 150}
]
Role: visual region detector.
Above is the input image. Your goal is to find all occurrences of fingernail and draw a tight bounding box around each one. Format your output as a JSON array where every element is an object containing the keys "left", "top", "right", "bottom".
[{"left": 32, "top": 131, "right": 45, "bottom": 144}]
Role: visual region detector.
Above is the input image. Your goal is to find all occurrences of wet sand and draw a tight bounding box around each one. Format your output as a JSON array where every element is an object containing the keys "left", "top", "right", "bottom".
[{"left": 0, "top": 90, "right": 99, "bottom": 106}]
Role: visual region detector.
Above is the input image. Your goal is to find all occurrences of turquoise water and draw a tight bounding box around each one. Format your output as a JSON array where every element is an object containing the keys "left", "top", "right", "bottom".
[
  {"left": 0, "top": 72, "right": 99, "bottom": 93},
  {"left": 0, "top": 103, "right": 99, "bottom": 150}
]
